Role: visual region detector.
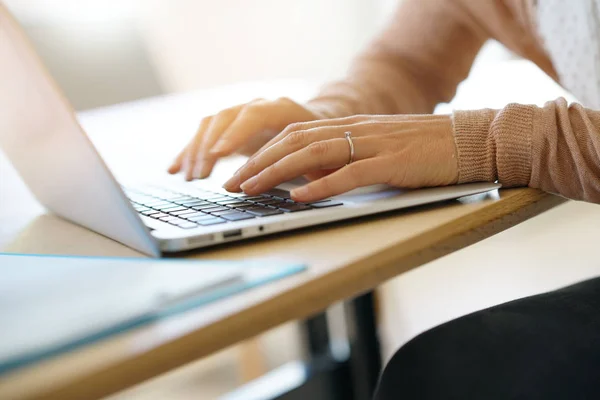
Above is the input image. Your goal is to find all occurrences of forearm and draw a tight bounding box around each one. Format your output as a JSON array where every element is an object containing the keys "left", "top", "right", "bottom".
[
  {"left": 454, "top": 98, "right": 600, "bottom": 203},
  {"left": 308, "top": 0, "right": 488, "bottom": 117}
]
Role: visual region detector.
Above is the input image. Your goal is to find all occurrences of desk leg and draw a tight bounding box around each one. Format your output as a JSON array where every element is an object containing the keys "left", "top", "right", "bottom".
[
  {"left": 224, "top": 291, "right": 381, "bottom": 400},
  {"left": 298, "top": 291, "right": 382, "bottom": 400},
  {"left": 343, "top": 291, "right": 382, "bottom": 400},
  {"left": 302, "top": 312, "right": 331, "bottom": 356}
]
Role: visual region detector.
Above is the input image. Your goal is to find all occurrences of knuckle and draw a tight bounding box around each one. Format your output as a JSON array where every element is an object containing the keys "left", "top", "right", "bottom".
[
  {"left": 245, "top": 102, "right": 264, "bottom": 112},
  {"left": 199, "top": 116, "right": 212, "bottom": 128},
  {"left": 216, "top": 110, "right": 233, "bottom": 119},
  {"left": 286, "top": 130, "right": 308, "bottom": 147},
  {"left": 242, "top": 104, "right": 266, "bottom": 121},
  {"left": 307, "top": 141, "right": 330, "bottom": 157},
  {"left": 284, "top": 122, "right": 307, "bottom": 134},
  {"left": 276, "top": 96, "right": 295, "bottom": 107}
]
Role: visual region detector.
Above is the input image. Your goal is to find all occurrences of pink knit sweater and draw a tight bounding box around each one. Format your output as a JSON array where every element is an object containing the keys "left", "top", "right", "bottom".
[{"left": 308, "top": 0, "right": 600, "bottom": 202}]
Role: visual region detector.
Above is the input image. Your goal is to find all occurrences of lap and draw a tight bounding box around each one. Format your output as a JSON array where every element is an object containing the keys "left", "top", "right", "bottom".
[{"left": 374, "top": 277, "right": 600, "bottom": 400}]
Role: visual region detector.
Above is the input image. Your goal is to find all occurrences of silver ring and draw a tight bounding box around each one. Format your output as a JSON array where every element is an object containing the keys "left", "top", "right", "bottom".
[{"left": 344, "top": 131, "right": 355, "bottom": 165}]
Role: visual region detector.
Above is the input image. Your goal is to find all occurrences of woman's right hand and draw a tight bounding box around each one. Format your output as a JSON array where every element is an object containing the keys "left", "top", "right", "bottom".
[{"left": 168, "top": 97, "right": 324, "bottom": 180}]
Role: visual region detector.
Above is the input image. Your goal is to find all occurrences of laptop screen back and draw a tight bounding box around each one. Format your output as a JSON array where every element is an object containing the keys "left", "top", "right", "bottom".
[{"left": 0, "top": 3, "right": 158, "bottom": 256}]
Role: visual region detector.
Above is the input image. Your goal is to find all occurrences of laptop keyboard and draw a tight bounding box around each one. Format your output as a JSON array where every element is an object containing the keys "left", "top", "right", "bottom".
[{"left": 124, "top": 187, "right": 343, "bottom": 230}]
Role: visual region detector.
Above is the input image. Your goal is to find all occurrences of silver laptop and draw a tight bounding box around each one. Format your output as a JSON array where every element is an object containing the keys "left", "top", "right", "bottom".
[{"left": 0, "top": 3, "right": 500, "bottom": 257}]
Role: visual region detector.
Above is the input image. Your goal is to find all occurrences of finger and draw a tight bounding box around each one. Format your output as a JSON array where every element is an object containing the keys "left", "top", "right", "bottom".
[
  {"left": 208, "top": 100, "right": 278, "bottom": 157},
  {"left": 181, "top": 117, "right": 214, "bottom": 180},
  {"left": 199, "top": 105, "right": 243, "bottom": 155},
  {"left": 186, "top": 108, "right": 240, "bottom": 180},
  {"left": 239, "top": 137, "right": 379, "bottom": 195},
  {"left": 228, "top": 126, "right": 350, "bottom": 190},
  {"left": 194, "top": 157, "right": 217, "bottom": 182},
  {"left": 255, "top": 115, "right": 368, "bottom": 156},
  {"left": 304, "top": 169, "right": 337, "bottom": 181},
  {"left": 226, "top": 121, "right": 393, "bottom": 191},
  {"left": 168, "top": 148, "right": 187, "bottom": 174},
  {"left": 290, "top": 158, "right": 393, "bottom": 202}
]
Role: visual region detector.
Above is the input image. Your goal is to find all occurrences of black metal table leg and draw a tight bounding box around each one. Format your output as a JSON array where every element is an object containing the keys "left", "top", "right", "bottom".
[
  {"left": 343, "top": 291, "right": 382, "bottom": 400},
  {"left": 224, "top": 291, "right": 381, "bottom": 400},
  {"left": 298, "top": 290, "right": 381, "bottom": 400}
]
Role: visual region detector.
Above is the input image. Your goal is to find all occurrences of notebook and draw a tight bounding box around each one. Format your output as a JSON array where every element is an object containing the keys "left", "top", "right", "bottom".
[{"left": 0, "top": 253, "right": 305, "bottom": 374}]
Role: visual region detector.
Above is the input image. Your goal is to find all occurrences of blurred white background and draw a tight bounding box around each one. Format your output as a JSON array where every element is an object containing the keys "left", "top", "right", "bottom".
[{"left": 6, "top": 0, "right": 398, "bottom": 109}]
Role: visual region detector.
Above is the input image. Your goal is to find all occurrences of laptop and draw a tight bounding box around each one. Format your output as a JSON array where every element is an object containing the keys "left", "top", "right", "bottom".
[{"left": 0, "top": 3, "right": 500, "bottom": 257}]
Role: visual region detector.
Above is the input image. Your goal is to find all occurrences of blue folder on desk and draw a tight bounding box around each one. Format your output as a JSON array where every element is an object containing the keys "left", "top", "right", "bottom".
[{"left": 0, "top": 253, "right": 305, "bottom": 375}]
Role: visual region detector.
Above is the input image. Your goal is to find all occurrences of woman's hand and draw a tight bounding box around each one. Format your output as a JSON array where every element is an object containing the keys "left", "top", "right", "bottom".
[
  {"left": 223, "top": 114, "right": 459, "bottom": 203},
  {"left": 168, "top": 97, "right": 324, "bottom": 180}
]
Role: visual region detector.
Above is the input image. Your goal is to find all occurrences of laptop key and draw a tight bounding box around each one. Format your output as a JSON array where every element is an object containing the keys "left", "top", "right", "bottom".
[
  {"left": 176, "top": 222, "right": 199, "bottom": 229},
  {"left": 308, "top": 200, "right": 344, "bottom": 208},
  {"left": 188, "top": 214, "right": 215, "bottom": 222},
  {"left": 255, "top": 199, "right": 282, "bottom": 206},
  {"left": 170, "top": 209, "right": 195, "bottom": 216},
  {"left": 159, "top": 216, "right": 181, "bottom": 222},
  {"left": 277, "top": 203, "right": 312, "bottom": 212},
  {"left": 192, "top": 204, "right": 222, "bottom": 211},
  {"left": 245, "top": 207, "right": 284, "bottom": 217},
  {"left": 221, "top": 212, "right": 256, "bottom": 221},
  {"left": 141, "top": 209, "right": 160, "bottom": 216},
  {"left": 197, "top": 217, "right": 227, "bottom": 226},
  {"left": 182, "top": 212, "right": 209, "bottom": 219},
  {"left": 211, "top": 210, "right": 239, "bottom": 216},
  {"left": 205, "top": 206, "right": 231, "bottom": 214},
  {"left": 154, "top": 204, "right": 179, "bottom": 211},
  {"left": 163, "top": 206, "right": 189, "bottom": 213},
  {"left": 242, "top": 196, "right": 269, "bottom": 202},
  {"left": 227, "top": 201, "right": 253, "bottom": 208},
  {"left": 215, "top": 199, "right": 243, "bottom": 205},
  {"left": 167, "top": 218, "right": 188, "bottom": 226},
  {"left": 264, "top": 189, "right": 292, "bottom": 199},
  {"left": 149, "top": 212, "right": 169, "bottom": 219},
  {"left": 178, "top": 200, "right": 209, "bottom": 207},
  {"left": 204, "top": 196, "right": 232, "bottom": 202}
]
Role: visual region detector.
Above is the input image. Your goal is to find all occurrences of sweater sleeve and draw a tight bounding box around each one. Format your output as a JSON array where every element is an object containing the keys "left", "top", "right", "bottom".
[
  {"left": 454, "top": 98, "right": 600, "bottom": 202},
  {"left": 307, "top": 0, "right": 488, "bottom": 117}
]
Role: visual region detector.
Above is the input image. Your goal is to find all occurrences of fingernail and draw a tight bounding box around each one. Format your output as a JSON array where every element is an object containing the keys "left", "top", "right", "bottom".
[
  {"left": 210, "top": 139, "right": 229, "bottom": 155},
  {"left": 223, "top": 173, "right": 240, "bottom": 190},
  {"left": 240, "top": 176, "right": 259, "bottom": 192},
  {"left": 291, "top": 186, "right": 309, "bottom": 199}
]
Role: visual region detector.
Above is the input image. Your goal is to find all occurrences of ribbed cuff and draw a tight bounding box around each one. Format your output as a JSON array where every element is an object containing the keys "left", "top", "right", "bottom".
[
  {"left": 453, "top": 105, "right": 534, "bottom": 187},
  {"left": 452, "top": 108, "right": 498, "bottom": 183}
]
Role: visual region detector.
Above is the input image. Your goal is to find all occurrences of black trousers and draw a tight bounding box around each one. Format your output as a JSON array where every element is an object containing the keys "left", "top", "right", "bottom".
[{"left": 373, "top": 277, "right": 600, "bottom": 400}]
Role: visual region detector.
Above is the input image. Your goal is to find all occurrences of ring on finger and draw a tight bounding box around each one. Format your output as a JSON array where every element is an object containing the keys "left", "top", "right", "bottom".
[{"left": 344, "top": 131, "right": 355, "bottom": 165}]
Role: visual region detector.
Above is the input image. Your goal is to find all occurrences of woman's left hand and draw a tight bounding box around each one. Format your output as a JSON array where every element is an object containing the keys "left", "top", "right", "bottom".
[{"left": 223, "top": 114, "right": 459, "bottom": 203}]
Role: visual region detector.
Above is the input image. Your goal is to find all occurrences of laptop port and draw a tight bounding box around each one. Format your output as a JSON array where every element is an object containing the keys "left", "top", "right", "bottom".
[{"left": 223, "top": 229, "right": 242, "bottom": 239}]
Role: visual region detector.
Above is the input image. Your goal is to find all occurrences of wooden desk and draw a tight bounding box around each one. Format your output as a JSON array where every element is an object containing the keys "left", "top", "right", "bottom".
[{"left": 0, "top": 62, "right": 569, "bottom": 400}]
